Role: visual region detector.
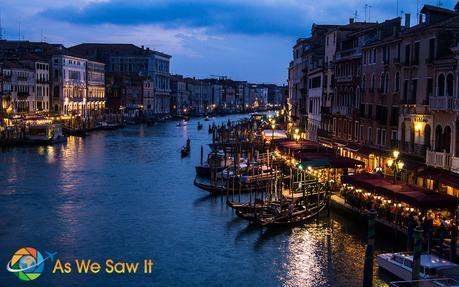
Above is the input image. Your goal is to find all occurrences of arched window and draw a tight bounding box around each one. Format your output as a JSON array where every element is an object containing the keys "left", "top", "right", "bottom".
[
  {"left": 385, "top": 73, "right": 390, "bottom": 93},
  {"left": 444, "top": 126, "right": 452, "bottom": 153},
  {"left": 380, "top": 73, "right": 385, "bottom": 91},
  {"left": 435, "top": 125, "right": 443, "bottom": 152},
  {"left": 350, "top": 87, "right": 354, "bottom": 107},
  {"left": 447, "top": 73, "right": 454, "bottom": 97},
  {"left": 438, "top": 74, "right": 445, "bottom": 97},
  {"left": 401, "top": 122, "right": 406, "bottom": 150},
  {"left": 395, "top": 72, "right": 400, "bottom": 92},
  {"left": 424, "top": 124, "right": 431, "bottom": 149}
]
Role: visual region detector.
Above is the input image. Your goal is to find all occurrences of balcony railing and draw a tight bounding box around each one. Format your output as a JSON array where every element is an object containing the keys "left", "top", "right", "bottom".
[
  {"left": 331, "top": 106, "right": 352, "bottom": 116},
  {"left": 451, "top": 157, "right": 459, "bottom": 174},
  {"left": 429, "top": 96, "right": 453, "bottom": 111},
  {"left": 426, "top": 150, "right": 451, "bottom": 170}
]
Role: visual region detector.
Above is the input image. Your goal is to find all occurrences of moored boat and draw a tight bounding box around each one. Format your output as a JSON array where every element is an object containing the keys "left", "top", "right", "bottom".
[
  {"left": 378, "top": 252, "right": 459, "bottom": 283},
  {"left": 25, "top": 123, "right": 66, "bottom": 144}
]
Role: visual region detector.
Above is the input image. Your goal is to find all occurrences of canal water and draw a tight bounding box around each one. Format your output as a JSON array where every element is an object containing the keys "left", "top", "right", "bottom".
[{"left": 0, "top": 114, "right": 403, "bottom": 286}]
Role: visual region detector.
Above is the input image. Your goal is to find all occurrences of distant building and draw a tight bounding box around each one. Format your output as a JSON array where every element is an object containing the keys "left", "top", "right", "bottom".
[
  {"left": 1, "top": 61, "right": 35, "bottom": 114},
  {"left": 51, "top": 54, "right": 106, "bottom": 117},
  {"left": 68, "top": 43, "right": 171, "bottom": 115},
  {"left": 86, "top": 60, "right": 106, "bottom": 117}
]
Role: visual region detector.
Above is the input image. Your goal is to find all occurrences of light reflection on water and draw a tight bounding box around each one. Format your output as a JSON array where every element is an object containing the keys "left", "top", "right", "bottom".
[{"left": 0, "top": 114, "right": 400, "bottom": 287}]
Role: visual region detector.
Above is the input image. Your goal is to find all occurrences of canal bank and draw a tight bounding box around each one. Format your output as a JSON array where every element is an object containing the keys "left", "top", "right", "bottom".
[{"left": 0, "top": 114, "right": 400, "bottom": 286}]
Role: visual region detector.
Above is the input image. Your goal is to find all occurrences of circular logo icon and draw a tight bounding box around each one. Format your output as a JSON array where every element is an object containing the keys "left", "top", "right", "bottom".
[{"left": 7, "top": 247, "right": 45, "bottom": 281}]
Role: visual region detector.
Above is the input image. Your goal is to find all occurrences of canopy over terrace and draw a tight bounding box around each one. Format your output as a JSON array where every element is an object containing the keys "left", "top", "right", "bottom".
[
  {"left": 296, "top": 151, "right": 365, "bottom": 169},
  {"left": 272, "top": 139, "right": 328, "bottom": 153},
  {"left": 341, "top": 173, "right": 459, "bottom": 211}
]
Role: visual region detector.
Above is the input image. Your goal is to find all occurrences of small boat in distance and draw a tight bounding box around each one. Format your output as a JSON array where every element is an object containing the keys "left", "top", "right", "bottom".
[
  {"left": 176, "top": 122, "right": 181, "bottom": 127},
  {"left": 197, "top": 122, "right": 203, "bottom": 130},
  {"left": 204, "top": 115, "right": 209, "bottom": 121},
  {"left": 378, "top": 252, "right": 459, "bottom": 283},
  {"left": 181, "top": 138, "right": 191, "bottom": 158}
]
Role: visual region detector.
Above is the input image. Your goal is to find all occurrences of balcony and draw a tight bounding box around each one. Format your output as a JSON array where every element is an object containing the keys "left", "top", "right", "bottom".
[
  {"left": 429, "top": 96, "right": 453, "bottom": 111},
  {"left": 426, "top": 150, "right": 451, "bottom": 170},
  {"left": 331, "top": 106, "right": 352, "bottom": 116}
]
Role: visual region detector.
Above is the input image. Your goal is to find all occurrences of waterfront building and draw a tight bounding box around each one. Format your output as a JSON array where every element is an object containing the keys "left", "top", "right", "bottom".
[
  {"left": 185, "top": 77, "right": 212, "bottom": 115},
  {"left": 86, "top": 60, "right": 106, "bottom": 117},
  {"left": 34, "top": 60, "right": 50, "bottom": 113},
  {"left": 404, "top": 8, "right": 459, "bottom": 174},
  {"left": 143, "top": 78, "right": 154, "bottom": 116},
  {"left": 288, "top": 38, "right": 309, "bottom": 124},
  {"left": 51, "top": 54, "right": 87, "bottom": 116},
  {"left": 320, "top": 21, "right": 378, "bottom": 142},
  {"left": 1, "top": 61, "right": 35, "bottom": 114},
  {"left": 152, "top": 51, "right": 172, "bottom": 115},
  {"left": 170, "top": 75, "right": 190, "bottom": 116},
  {"left": 69, "top": 43, "right": 171, "bottom": 115},
  {"left": 358, "top": 18, "right": 403, "bottom": 171}
]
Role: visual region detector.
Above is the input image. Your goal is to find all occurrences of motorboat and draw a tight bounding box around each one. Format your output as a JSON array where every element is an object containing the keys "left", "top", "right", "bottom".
[
  {"left": 25, "top": 123, "right": 66, "bottom": 144},
  {"left": 195, "top": 151, "right": 232, "bottom": 178},
  {"left": 378, "top": 252, "right": 459, "bottom": 284}
]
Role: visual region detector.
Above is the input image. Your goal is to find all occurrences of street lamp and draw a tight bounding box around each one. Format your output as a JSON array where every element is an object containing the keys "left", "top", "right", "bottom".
[{"left": 386, "top": 150, "right": 404, "bottom": 183}]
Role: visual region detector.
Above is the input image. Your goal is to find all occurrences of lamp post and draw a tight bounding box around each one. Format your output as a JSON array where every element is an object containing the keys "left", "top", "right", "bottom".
[
  {"left": 386, "top": 150, "right": 404, "bottom": 183},
  {"left": 271, "top": 122, "right": 275, "bottom": 142}
]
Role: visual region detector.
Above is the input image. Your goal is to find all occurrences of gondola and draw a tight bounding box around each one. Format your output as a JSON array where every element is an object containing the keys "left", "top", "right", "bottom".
[
  {"left": 204, "top": 115, "right": 209, "bottom": 121},
  {"left": 181, "top": 145, "right": 190, "bottom": 157}
]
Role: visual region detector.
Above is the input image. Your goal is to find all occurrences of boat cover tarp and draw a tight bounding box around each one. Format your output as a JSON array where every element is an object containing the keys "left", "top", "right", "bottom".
[{"left": 263, "top": 129, "right": 288, "bottom": 140}]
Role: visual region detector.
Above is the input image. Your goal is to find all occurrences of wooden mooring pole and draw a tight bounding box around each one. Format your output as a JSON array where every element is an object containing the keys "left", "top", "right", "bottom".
[
  {"left": 363, "top": 209, "right": 377, "bottom": 287},
  {"left": 411, "top": 226, "right": 424, "bottom": 287}
]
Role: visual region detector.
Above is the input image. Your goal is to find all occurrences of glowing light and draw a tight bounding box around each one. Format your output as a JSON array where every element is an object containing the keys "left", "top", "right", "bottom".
[
  {"left": 387, "top": 159, "right": 394, "bottom": 167},
  {"left": 392, "top": 150, "right": 399, "bottom": 159}
]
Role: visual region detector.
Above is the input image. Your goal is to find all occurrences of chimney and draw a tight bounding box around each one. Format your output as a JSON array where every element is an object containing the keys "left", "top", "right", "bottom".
[
  {"left": 141, "top": 45, "right": 144, "bottom": 49},
  {"left": 405, "top": 13, "right": 411, "bottom": 28},
  {"left": 349, "top": 18, "right": 354, "bottom": 24}
]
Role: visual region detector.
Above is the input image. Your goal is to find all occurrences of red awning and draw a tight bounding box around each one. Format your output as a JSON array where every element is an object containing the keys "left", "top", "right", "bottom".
[
  {"left": 342, "top": 173, "right": 459, "bottom": 210},
  {"left": 296, "top": 152, "right": 365, "bottom": 169}
]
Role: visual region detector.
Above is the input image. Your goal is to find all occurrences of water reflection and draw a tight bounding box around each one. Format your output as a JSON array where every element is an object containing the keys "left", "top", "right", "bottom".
[{"left": 0, "top": 114, "right": 397, "bottom": 287}]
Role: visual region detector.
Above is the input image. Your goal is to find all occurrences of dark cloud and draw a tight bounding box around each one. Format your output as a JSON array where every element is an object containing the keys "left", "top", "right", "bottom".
[{"left": 39, "top": 0, "right": 311, "bottom": 36}]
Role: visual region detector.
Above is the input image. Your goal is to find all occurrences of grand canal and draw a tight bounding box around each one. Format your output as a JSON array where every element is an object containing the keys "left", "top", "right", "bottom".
[{"left": 0, "top": 114, "right": 403, "bottom": 286}]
